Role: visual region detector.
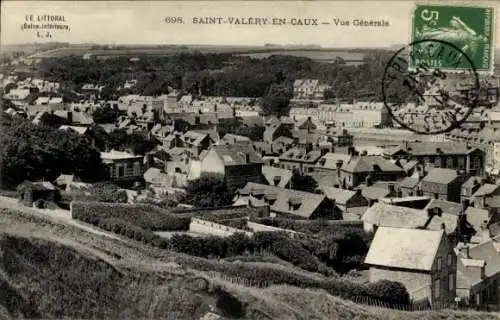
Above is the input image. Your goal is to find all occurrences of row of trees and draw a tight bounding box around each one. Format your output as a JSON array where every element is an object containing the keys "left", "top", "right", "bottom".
[{"left": 38, "top": 51, "right": 418, "bottom": 114}]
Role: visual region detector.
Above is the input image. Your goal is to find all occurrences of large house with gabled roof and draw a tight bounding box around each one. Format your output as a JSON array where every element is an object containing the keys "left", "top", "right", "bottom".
[
  {"left": 234, "top": 182, "right": 341, "bottom": 220},
  {"left": 200, "top": 144, "right": 264, "bottom": 189},
  {"left": 365, "top": 227, "right": 457, "bottom": 308}
]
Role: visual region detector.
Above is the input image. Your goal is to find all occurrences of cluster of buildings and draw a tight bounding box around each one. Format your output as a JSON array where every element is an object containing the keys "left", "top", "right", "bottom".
[{"left": 3, "top": 69, "right": 500, "bottom": 311}]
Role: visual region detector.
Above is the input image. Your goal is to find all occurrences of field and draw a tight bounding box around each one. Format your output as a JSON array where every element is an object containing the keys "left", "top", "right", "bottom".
[
  {"left": 239, "top": 50, "right": 366, "bottom": 64},
  {"left": 0, "top": 197, "right": 499, "bottom": 319},
  {"left": 28, "top": 44, "right": 371, "bottom": 61}
]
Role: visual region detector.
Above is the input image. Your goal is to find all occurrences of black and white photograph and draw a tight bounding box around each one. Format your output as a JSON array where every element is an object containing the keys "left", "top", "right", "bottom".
[{"left": 1, "top": 1, "right": 500, "bottom": 319}]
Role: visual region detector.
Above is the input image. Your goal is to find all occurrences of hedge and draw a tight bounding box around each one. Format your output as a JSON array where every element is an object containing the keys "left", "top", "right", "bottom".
[
  {"left": 71, "top": 201, "right": 191, "bottom": 231},
  {"left": 174, "top": 255, "right": 410, "bottom": 306},
  {"left": 97, "top": 218, "right": 168, "bottom": 248}
]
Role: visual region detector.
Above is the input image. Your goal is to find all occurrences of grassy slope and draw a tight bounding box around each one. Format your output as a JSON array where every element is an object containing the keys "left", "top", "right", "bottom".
[{"left": 0, "top": 206, "right": 498, "bottom": 320}]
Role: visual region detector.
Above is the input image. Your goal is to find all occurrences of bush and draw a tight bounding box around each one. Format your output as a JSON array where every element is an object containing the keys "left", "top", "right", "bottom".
[
  {"left": 71, "top": 201, "right": 191, "bottom": 231},
  {"left": 97, "top": 218, "right": 168, "bottom": 247},
  {"left": 175, "top": 255, "right": 410, "bottom": 306},
  {"left": 34, "top": 199, "right": 45, "bottom": 209},
  {"left": 367, "top": 280, "right": 410, "bottom": 305}
]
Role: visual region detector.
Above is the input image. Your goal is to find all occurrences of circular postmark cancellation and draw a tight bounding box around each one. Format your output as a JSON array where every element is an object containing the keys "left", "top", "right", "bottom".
[{"left": 382, "top": 39, "right": 480, "bottom": 135}]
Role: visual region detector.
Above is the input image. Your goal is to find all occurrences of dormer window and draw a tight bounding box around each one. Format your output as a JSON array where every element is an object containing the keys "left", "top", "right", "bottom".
[{"left": 288, "top": 197, "right": 302, "bottom": 211}]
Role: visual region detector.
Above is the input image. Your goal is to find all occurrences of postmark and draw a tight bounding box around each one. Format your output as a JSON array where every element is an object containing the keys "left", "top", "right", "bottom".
[
  {"left": 411, "top": 4, "right": 495, "bottom": 73},
  {"left": 382, "top": 39, "right": 480, "bottom": 135}
]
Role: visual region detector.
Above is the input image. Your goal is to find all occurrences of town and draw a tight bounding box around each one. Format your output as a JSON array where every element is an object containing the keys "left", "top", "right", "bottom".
[{"left": 1, "top": 43, "right": 500, "bottom": 319}]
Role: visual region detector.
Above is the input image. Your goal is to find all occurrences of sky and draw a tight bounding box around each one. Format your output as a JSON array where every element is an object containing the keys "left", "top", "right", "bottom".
[{"left": 2, "top": 1, "right": 500, "bottom": 48}]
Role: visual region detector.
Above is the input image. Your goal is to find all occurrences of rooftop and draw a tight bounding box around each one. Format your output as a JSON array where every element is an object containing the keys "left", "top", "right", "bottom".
[{"left": 364, "top": 227, "right": 445, "bottom": 271}]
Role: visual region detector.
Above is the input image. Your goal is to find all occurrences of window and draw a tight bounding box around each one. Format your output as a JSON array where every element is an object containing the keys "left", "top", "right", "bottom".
[
  {"left": 458, "top": 157, "right": 465, "bottom": 169},
  {"left": 446, "top": 157, "right": 454, "bottom": 168},
  {"left": 434, "top": 157, "right": 441, "bottom": 167},
  {"left": 476, "top": 292, "right": 481, "bottom": 305},
  {"left": 447, "top": 253, "right": 452, "bottom": 266},
  {"left": 118, "top": 165, "right": 124, "bottom": 177},
  {"left": 473, "top": 157, "right": 482, "bottom": 169},
  {"left": 448, "top": 273, "right": 454, "bottom": 291},
  {"left": 434, "top": 279, "right": 440, "bottom": 298},
  {"left": 437, "top": 257, "right": 442, "bottom": 270}
]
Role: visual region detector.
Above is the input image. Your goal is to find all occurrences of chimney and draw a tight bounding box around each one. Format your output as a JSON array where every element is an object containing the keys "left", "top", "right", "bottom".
[
  {"left": 273, "top": 175, "right": 281, "bottom": 186},
  {"left": 195, "top": 115, "right": 200, "bottom": 125},
  {"left": 336, "top": 160, "right": 343, "bottom": 177},
  {"left": 436, "top": 147, "right": 442, "bottom": 153},
  {"left": 461, "top": 199, "right": 469, "bottom": 215},
  {"left": 355, "top": 188, "right": 362, "bottom": 196},
  {"left": 481, "top": 263, "right": 486, "bottom": 279},
  {"left": 67, "top": 111, "right": 73, "bottom": 124},
  {"left": 422, "top": 207, "right": 442, "bottom": 229},
  {"left": 245, "top": 153, "right": 250, "bottom": 164},
  {"left": 404, "top": 140, "right": 409, "bottom": 151},
  {"left": 458, "top": 244, "right": 470, "bottom": 258}
]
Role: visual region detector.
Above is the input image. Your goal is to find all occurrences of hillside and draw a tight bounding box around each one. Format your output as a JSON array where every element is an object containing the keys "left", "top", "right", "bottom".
[{"left": 0, "top": 205, "right": 499, "bottom": 320}]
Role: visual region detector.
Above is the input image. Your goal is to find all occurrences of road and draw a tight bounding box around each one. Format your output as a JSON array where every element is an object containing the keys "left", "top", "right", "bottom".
[{"left": 0, "top": 195, "right": 124, "bottom": 241}]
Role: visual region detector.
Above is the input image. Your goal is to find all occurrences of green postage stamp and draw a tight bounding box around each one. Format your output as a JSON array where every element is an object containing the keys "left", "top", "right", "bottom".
[{"left": 411, "top": 4, "right": 495, "bottom": 72}]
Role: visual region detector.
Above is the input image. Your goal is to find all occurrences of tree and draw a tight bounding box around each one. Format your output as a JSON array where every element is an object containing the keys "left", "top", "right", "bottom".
[
  {"left": 290, "top": 169, "right": 318, "bottom": 193},
  {"left": 0, "top": 116, "right": 107, "bottom": 189},
  {"left": 260, "top": 84, "right": 292, "bottom": 117},
  {"left": 92, "top": 105, "right": 124, "bottom": 124},
  {"left": 86, "top": 182, "right": 128, "bottom": 203},
  {"left": 181, "top": 173, "right": 235, "bottom": 208}
]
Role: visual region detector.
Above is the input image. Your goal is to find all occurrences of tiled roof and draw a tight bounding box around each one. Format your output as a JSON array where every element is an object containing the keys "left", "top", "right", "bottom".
[
  {"left": 398, "top": 177, "right": 420, "bottom": 189},
  {"left": 361, "top": 186, "right": 390, "bottom": 200},
  {"left": 462, "top": 176, "right": 482, "bottom": 189},
  {"left": 279, "top": 147, "right": 322, "bottom": 163},
  {"left": 261, "top": 166, "right": 293, "bottom": 188},
  {"left": 212, "top": 144, "right": 263, "bottom": 166},
  {"left": 183, "top": 130, "right": 209, "bottom": 146},
  {"left": 316, "top": 153, "right": 352, "bottom": 170},
  {"left": 342, "top": 156, "right": 403, "bottom": 173},
  {"left": 424, "top": 199, "right": 463, "bottom": 216},
  {"left": 222, "top": 134, "right": 251, "bottom": 143},
  {"left": 238, "top": 182, "right": 326, "bottom": 218},
  {"left": 465, "top": 207, "right": 490, "bottom": 233},
  {"left": 421, "top": 168, "right": 459, "bottom": 184},
  {"left": 321, "top": 187, "right": 358, "bottom": 205},
  {"left": 388, "top": 141, "right": 480, "bottom": 156},
  {"left": 365, "top": 227, "right": 445, "bottom": 271},
  {"left": 311, "top": 173, "right": 340, "bottom": 189},
  {"left": 472, "top": 183, "right": 500, "bottom": 197},
  {"left": 467, "top": 236, "right": 500, "bottom": 278},
  {"left": 361, "top": 202, "right": 457, "bottom": 234}
]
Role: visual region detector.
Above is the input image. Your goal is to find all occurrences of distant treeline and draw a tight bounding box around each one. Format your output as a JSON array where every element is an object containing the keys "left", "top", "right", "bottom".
[{"left": 38, "top": 51, "right": 417, "bottom": 103}]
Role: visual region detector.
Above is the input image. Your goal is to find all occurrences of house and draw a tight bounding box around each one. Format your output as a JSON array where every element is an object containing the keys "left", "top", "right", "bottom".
[
  {"left": 234, "top": 182, "right": 341, "bottom": 220},
  {"left": 465, "top": 207, "right": 493, "bottom": 244},
  {"left": 420, "top": 168, "right": 467, "bottom": 203},
  {"left": 462, "top": 176, "right": 484, "bottom": 203},
  {"left": 17, "top": 181, "right": 58, "bottom": 206},
  {"left": 385, "top": 141, "right": 485, "bottom": 176},
  {"left": 293, "top": 79, "right": 328, "bottom": 100},
  {"left": 365, "top": 227, "right": 457, "bottom": 308},
  {"left": 261, "top": 166, "right": 293, "bottom": 188},
  {"left": 220, "top": 133, "right": 251, "bottom": 144},
  {"left": 360, "top": 183, "right": 399, "bottom": 205},
  {"left": 143, "top": 167, "right": 187, "bottom": 196},
  {"left": 320, "top": 187, "right": 369, "bottom": 218},
  {"left": 53, "top": 110, "right": 94, "bottom": 126},
  {"left": 424, "top": 198, "right": 464, "bottom": 216},
  {"left": 361, "top": 202, "right": 458, "bottom": 235},
  {"left": 378, "top": 196, "right": 432, "bottom": 210},
  {"left": 200, "top": 144, "right": 264, "bottom": 190},
  {"left": 263, "top": 120, "right": 293, "bottom": 144},
  {"left": 101, "top": 150, "right": 146, "bottom": 187},
  {"left": 278, "top": 147, "right": 322, "bottom": 175},
  {"left": 455, "top": 238, "right": 500, "bottom": 310},
  {"left": 340, "top": 156, "right": 406, "bottom": 189},
  {"left": 182, "top": 130, "right": 214, "bottom": 156},
  {"left": 398, "top": 176, "right": 422, "bottom": 197},
  {"left": 471, "top": 184, "right": 500, "bottom": 209}
]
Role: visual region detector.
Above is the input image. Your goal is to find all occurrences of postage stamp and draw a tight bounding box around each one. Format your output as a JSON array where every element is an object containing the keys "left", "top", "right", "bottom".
[
  {"left": 382, "top": 39, "right": 480, "bottom": 135},
  {"left": 411, "top": 4, "right": 495, "bottom": 72}
]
